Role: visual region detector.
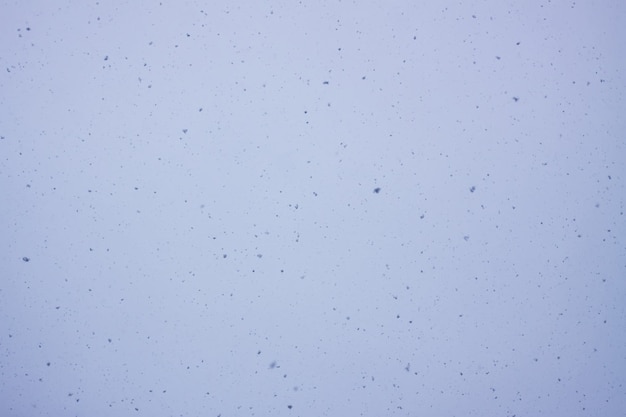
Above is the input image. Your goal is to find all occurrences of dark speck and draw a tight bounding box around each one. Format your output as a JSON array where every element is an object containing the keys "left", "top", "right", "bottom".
[
  {"left": 470, "top": 186, "right": 476, "bottom": 192},
  {"left": 22, "top": 256, "right": 30, "bottom": 262},
  {"left": 373, "top": 187, "right": 381, "bottom": 193},
  {"left": 269, "top": 361, "right": 277, "bottom": 369},
  {"left": 288, "top": 405, "right": 293, "bottom": 409},
  {"left": 512, "top": 96, "right": 519, "bottom": 102}
]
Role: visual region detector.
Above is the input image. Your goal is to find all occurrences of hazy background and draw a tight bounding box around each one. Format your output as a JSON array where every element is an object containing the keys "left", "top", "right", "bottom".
[{"left": 1, "top": 1, "right": 625, "bottom": 416}]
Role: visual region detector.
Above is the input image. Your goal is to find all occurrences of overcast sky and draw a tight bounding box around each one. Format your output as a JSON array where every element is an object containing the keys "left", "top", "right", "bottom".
[{"left": 1, "top": 1, "right": 625, "bottom": 416}]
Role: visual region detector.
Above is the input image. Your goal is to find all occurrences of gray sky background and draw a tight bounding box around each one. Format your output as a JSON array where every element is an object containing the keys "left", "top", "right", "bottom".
[{"left": 1, "top": 1, "right": 625, "bottom": 416}]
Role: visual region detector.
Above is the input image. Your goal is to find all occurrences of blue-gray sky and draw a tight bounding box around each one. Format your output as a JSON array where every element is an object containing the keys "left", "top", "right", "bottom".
[{"left": 1, "top": 1, "right": 625, "bottom": 416}]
